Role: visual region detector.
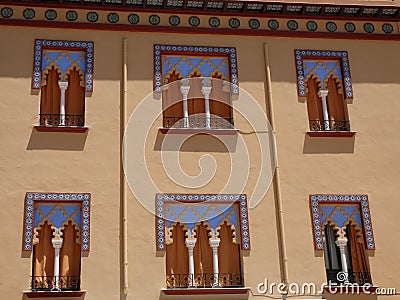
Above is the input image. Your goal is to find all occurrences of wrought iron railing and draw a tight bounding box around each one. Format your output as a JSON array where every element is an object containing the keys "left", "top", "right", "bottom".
[
  {"left": 309, "top": 120, "right": 350, "bottom": 132},
  {"left": 166, "top": 273, "right": 244, "bottom": 288},
  {"left": 163, "top": 116, "right": 234, "bottom": 129},
  {"left": 39, "top": 114, "right": 85, "bottom": 127},
  {"left": 31, "top": 275, "right": 80, "bottom": 291},
  {"left": 326, "top": 270, "right": 372, "bottom": 286}
]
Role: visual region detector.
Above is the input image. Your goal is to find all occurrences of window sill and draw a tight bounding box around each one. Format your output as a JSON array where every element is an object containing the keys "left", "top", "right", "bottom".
[
  {"left": 23, "top": 290, "right": 85, "bottom": 298},
  {"left": 34, "top": 126, "right": 89, "bottom": 133},
  {"left": 307, "top": 131, "right": 356, "bottom": 138},
  {"left": 323, "top": 285, "right": 377, "bottom": 294},
  {"left": 159, "top": 128, "right": 238, "bottom": 135},
  {"left": 161, "top": 287, "right": 249, "bottom": 296}
]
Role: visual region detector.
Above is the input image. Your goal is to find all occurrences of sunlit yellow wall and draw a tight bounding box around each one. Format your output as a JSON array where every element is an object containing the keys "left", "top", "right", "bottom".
[{"left": 0, "top": 25, "right": 399, "bottom": 300}]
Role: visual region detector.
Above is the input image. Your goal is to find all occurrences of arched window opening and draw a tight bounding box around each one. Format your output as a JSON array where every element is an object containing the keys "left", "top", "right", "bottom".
[{"left": 166, "top": 223, "right": 189, "bottom": 288}]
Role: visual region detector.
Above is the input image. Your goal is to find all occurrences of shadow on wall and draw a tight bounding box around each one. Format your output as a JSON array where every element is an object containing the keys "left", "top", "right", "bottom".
[
  {"left": 303, "top": 135, "right": 355, "bottom": 154},
  {"left": 154, "top": 132, "right": 238, "bottom": 153},
  {"left": 21, "top": 293, "right": 86, "bottom": 300},
  {"left": 324, "top": 293, "right": 377, "bottom": 300},
  {"left": 159, "top": 290, "right": 250, "bottom": 300},
  {"left": 27, "top": 128, "right": 88, "bottom": 151}
]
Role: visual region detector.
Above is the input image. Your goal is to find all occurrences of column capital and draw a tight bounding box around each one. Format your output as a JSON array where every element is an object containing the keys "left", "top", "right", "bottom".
[
  {"left": 58, "top": 80, "right": 69, "bottom": 91},
  {"left": 52, "top": 238, "right": 63, "bottom": 249},
  {"left": 335, "top": 237, "right": 348, "bottom": 249},
  {"left": 201, "top": 86, "right": 212, "bottom": 97},
  {"left": 180, "top": 84, "right": 191, "bottom": 96},
  {"left": 185, "top": 238, "right": 197, "bottom": 250},
  {"left": 209, "top": 238, "right": 221, "bottom": 249},
  {"left": 318, "top": 89, "right": 329, "bottom": 98}
]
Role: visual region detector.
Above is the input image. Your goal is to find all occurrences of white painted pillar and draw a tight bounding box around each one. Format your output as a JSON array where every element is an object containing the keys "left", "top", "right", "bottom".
[
  {"left": 335, "top": 237, "right": 349, "bottom": 283},
  {"left": 180, "top": 81, "right": 190, "bottom": 128},
  {"left": 58, "top": 81, "right": 69, "bottom": 126},
  {"left": 51, "top": 238, "right": 63, "bottom": 290},
  {"left": 318, "top": 89, "right": 330, "bottom": 131},
  {"left": 201, "top": 79, "right": 212, "bottom": 128},
  {"left": 209, "top": 238, "right": 220, "bottom": 287},
  {"left": 185, "top": 238, "right": 197, "bottom": 287}
]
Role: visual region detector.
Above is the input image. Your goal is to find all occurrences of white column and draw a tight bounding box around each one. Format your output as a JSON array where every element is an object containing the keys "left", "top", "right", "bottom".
[
  {"left": 58, "top": 81, "right": 69, "bottom": 126},
  {"left": 52, "top": 238, "right": 63, "bottom": 290},
  {"left": 318, "top": 89, "right": 330, "bottom": 131},
  {"left": 180, "top": 81, "right": 190, "bottom": 128},
  {"left": 201, "top": 79, "right": 212, "bottom": 128},
  {"left": 335, "top": 237, "right": 349, "bottom": 283},
  {"left": 209, "top": 238, "right": 220, "bottom": 287},
  {"left": 185, "top": 238, "right": 196, "bottom": 287}
]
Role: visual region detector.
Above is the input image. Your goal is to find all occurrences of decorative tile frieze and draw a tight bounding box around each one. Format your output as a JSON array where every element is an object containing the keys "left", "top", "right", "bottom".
[
  {"left": 295, "top": 49, "right": 353, "bottom": 101},
  {"left": 1, "top": 6, "right": 398, "bottom": 39},
  {"left": 153, "top": 44, "right": 239, "bottom": 94},
  {"left": 310, "top": 194, "right": 375, "bottom": 251},
  {"left": 23, "top": 192, "right": 91, "bottom": 252},
  {"left": 155, "top": 193, "right": 250, "bottom": 251},
  {"left": 32, "top": 39, "right": 94, "bottom": 93}
]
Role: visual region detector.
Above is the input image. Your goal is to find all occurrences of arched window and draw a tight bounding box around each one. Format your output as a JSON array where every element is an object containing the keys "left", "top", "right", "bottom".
[
  {"left": 295, "top": 50, "right": 354, "bottom": 133},
  {"left": 155, "top": 45, "right": 239, "bottom": 130},
  {"left": 32, "top": 221, "right": 81, "bottom": 291},
  {"left": 166, "top": 223, "right": 189, "bottom": 288},
  {"left": 323, "top": 222, "right": 371, "bottom": 286},
  {"left": 32, "top": 40, "right": 94, "bottom": 129}
]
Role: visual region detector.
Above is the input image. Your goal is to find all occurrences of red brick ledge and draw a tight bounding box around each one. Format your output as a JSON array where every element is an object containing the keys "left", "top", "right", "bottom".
[
  {"left": 34, "top": 126, "right": 89, "bottom": 133},
  {"left": 161, "top": 287, "right": 249, "bottom": 295},
  {"left": 159, "top": 128, "right": 238, "bottom": 135},
  {"left": 307, "top": 131, "right": 356, "bottom": 138},
  {"left": 23, "top": 291, "right": 86, "bottom": 298}
]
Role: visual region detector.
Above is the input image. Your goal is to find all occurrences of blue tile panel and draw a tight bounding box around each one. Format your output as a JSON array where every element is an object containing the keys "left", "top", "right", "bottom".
[
  {"left": 23, "top": 192, "right": 91, "bottom": 252},
  {"left": 162, "top": 55, "right": 229, "bottom": 82}
]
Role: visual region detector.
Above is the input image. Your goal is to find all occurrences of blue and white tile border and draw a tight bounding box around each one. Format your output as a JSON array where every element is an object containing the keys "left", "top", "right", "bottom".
[
  {"left": 154, "top": 44, "right": 239, "bottom": 94},
  {"left": 23, "top": 192, "right": 91, "bottom": 252},
  {"left": 31, "top": 39, "right": 94, "bottom": 93},
  {"left": 310, "top": 194, "right": 375, "bottom": 251},
  {"left": 155, "top": 193, "right": 250, "bottom": 251},
  {"left": 295, "top": 49, "right": 353, "bottom": 101}
]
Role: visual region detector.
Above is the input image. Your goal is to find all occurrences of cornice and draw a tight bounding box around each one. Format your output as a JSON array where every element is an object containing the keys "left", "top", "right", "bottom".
[
  {"left": 1, "top": 0, "right": 400, "bottom": 20},
  {"left": 1, "top": 2, "right": 400, "bottom": 39}
]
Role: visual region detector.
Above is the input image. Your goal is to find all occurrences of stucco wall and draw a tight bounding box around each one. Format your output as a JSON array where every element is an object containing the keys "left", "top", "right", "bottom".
[{"left": 0, "top": 25, "right": 399, "bottom": 300}]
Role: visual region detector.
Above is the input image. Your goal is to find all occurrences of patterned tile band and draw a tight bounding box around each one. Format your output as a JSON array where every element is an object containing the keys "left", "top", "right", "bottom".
[
  {"left": 32, "top": 39, "right": 94, "bottom": 93},
  {"left": 155, "top": 193, "right": 250, "bottom": 251},
  {"left": 310, "top": 194, "right": 375, "bottom": 251},
  {"left": 154, "top": 44, "right": 238, "bottom": 94},
  {"left": 295, "top": 49, "right": 353, "bottom": 101},
  {"left": 23, "top": 192, "right": 91, "bottom": 252}
]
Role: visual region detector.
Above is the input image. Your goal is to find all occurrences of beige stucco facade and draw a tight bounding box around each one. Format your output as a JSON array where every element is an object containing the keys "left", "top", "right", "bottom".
[{"left": 1, "top": 3, "right": 400, "bottom": 299}]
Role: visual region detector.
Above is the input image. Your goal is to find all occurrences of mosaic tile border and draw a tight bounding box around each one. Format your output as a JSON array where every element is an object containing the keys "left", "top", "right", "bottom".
[
  {"left": 31, "top": 39, "right": 94, "bottom": 93},
  {"left": 153, "top": 44, "right": 239, "bottom": 94},
  {"left": 155, "top": 193, "right": 250, "bottom": 251},
  {"left": 23, "top": 192, "right": 91, "bottom": 252},
  {"left": 310, "top": 194, "right": 375, "bottom": 251},
  {"left": 295, "top": 49, "right": 353, "bottom": 101}
]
